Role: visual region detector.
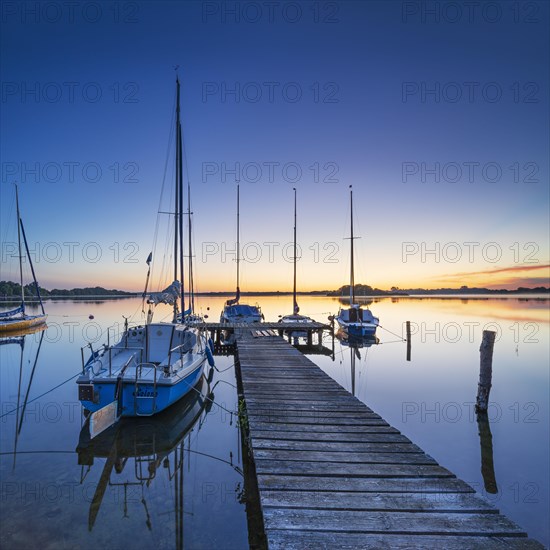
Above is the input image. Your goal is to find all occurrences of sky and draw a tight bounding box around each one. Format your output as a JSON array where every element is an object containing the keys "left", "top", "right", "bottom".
[{"left": 1, "top": 0, "right": 549, "bottom": 293}]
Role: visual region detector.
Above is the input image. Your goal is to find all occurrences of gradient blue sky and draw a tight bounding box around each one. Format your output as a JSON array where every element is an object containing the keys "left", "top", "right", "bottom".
[{"left": 1, "top": 1, "right": 548, "bottom": 292}]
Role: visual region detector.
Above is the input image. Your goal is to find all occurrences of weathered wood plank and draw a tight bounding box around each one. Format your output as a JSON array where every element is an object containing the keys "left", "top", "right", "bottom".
[
  {"left": 248, "top": 421, "right": 399, "bottom": 434},
  {"left": 245, "top": 392, "right": 366, "bottom": 405},
  {"left": 257, "top": 475, "right": 475, "bottom": 493},
  {"left": 248, "top": 409, "right": 382, "bottom": 420},
  {"left": 262, "top": 508, "right": 526, "bottom": 535},
  {"left": 251, "top": 439, "right": 422, "bottom": 453},
  {"left": 241, "top": 373, "right": 337, "bottom": 380},
  {"left": 260, "top": 490, "right": 497, "bottom": 513},
  {"left": 251, "top": 430, "right": 411, "bottom": 443},
  {"left": 253, "top": 449, "right": 437, "bottom": 465},
  {"left": 248, "top": 415, "right": 388, "bottom": 426},
  {"left": 243, "top": 387, "right": 349, "bottom": 395},
  {"left": 244, "top": 399, "right": 371, "bottom": 412},
  {"left": 267, "top": 532, "right": 542, "bottom": 550},
  {"left": 254, "top": 460, "right": 454, "bottom": 478},
  {"left": 243, "top": 379, "right": 338, "bottom": 393}
]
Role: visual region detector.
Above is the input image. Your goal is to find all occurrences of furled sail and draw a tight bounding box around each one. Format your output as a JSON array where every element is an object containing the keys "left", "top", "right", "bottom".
[
  {"left": 148, "top": 281, "right": 181, "bottom": 306},
  {"left": 225, "top": 286, "right": 240, "bottom": 306}
]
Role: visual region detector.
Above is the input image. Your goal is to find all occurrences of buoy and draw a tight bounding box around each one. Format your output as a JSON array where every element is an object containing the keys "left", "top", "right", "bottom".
[
  {"left": 205, "top": 346, "right": 215, "bottom": 367},
  {"left": 89, "top": 314, "right": 94, "bottom": 320},
  {"left": 208, "top": 337, "right": 215, "bottom": 353}
]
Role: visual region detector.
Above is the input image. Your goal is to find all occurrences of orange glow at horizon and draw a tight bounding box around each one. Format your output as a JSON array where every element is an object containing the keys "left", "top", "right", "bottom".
[{"left": 38, "top": 262, "right": 550, "bottom": 294}]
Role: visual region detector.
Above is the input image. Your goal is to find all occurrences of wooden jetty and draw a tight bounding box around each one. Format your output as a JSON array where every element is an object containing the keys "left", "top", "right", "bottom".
[
  {"left": 235, "top": 331, "right": 544, "bottom": 549},
  {"left": 204, "top": 321, "right": 332, "bottom": 355}
]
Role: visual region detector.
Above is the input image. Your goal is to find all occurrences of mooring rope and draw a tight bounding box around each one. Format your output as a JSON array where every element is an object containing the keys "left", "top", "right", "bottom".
[
  {"left": 0, "top": 371, "right": 81, "bottom": 419},
  {"left": 377, "top": 323, "right": 407, "bottom": 341}
]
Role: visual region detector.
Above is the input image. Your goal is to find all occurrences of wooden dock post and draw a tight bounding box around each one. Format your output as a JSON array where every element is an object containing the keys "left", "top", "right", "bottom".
[
  {"left": 476, "top": 330, "right": 496, "bottom": 413},
  {"left": 406, "top": 321, "right": 411, "bottom": 362}
]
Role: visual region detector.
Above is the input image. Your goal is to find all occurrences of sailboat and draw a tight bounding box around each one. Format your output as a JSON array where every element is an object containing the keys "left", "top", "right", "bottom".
[
  {"left": 77, "top": 76, "right": 210, "bottom": 428},
  {"left": 335, "top": 185, "right": 379, "bottom": 337},
  {"left": 279, "top": 188, "right": 314, "bottom": 336},
  {"left": 220, "top": 184, "right": 263, "bottom": 324},
  {"left": 0, "top": 185, "right": 47, "bottom": 334}
]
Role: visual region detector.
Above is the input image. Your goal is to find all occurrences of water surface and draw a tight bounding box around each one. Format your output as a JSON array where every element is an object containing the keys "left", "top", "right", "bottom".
[{"left": 0, "top": 295, "right": 548, "bottom": 547}]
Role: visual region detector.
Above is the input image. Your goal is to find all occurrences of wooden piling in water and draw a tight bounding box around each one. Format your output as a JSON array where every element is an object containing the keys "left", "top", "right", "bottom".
[
  {"left": 476, "top": 330, "right": 496, "bottom": 413},
  {"left": 406, "top": 320, "right": 411, "bottom": 362}
]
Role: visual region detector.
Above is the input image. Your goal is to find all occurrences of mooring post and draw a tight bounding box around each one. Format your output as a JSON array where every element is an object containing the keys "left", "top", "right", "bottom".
[
  {"left": 406, "top": 321, "right": 411, "bottom": 362},
  {"left": 476, "top": 330, "right": 496, "bottom": 412}
]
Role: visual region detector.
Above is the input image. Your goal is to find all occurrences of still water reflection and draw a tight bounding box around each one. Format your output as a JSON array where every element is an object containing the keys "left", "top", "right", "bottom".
[{"left": 0, "top": 295, "right": 548, "bottom": 547}]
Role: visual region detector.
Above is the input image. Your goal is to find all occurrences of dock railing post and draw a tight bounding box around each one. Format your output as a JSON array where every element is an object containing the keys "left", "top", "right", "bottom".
[{"left": 476, "top": 330, "right": 496, "bottom": 413}]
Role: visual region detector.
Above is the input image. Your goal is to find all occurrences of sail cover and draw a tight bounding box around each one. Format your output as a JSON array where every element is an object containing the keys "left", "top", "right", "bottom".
[{"left": 147, "top": 281, "right": 181, "bottom": 306}]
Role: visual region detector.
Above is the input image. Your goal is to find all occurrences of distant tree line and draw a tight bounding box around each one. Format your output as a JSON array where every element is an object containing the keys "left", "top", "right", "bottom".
[
  {"left": 327, "top": 284, "right": 394, "bottom": 296},
  {"left": 0, "top": 280, "right": 135, "bottom": 299},
  {"left": 327, "top": 284, "right": 549, "bottom": 296},
  {"left": 1, "top": 280, "right": 546, "bottom": 300}
]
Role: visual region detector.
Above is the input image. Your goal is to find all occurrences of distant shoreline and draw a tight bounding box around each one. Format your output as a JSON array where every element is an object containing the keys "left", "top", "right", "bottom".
[
  {"left": 1, "top": 291, "right": 548, "bottom": 303},
  {"left": 0, "top": 280, "right": 548, "bottom": 301}
]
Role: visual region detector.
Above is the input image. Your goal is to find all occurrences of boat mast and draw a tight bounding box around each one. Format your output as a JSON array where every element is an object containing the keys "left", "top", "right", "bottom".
[
  {"left": 174, "top": 76, "right": 185, "bottom": 321},
  {"left": 349, "top": 185, "right": 355, "bottom": 305},
  {"left": 19, "top": 219, "right": 45, "bottom": 315},
  {"left": 14, "top": 185, "right": 24, "bottom": 310},
  {"left": 236, "top": 183, "right": 240, "bottom": 301},
  {"left": 187, "top": 181, "right": 194, "bottom": 314},
  {"left": 174, "top": 79, "right": 180, "bottom": 320},
  {"left": 178, "top": 86, "right": 185, "bottom": 320},
  {"left": 293, "top": 188, "right": 298, "bottom": 314}
]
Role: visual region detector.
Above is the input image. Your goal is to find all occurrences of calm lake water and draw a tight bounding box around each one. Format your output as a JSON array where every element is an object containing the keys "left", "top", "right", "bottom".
[{"left": 1, "top": 295, "right": 548, "bottom": 548}]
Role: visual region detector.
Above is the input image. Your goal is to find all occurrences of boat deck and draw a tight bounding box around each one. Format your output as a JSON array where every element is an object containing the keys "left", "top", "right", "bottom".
[
  {"left": 235, "top": 331, "right": 544, "bottom": 549},
  {"left": 88, "top": 347, "right": 202, "bottom": 384}
]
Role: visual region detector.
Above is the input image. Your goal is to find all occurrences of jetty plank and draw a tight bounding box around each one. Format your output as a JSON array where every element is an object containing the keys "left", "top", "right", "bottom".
[{"left": 267, "top": 532, "right": 540, "bottom": 550}]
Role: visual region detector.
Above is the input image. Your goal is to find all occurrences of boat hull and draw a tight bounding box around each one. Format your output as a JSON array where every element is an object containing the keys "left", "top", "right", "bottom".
[
  {"left": 336, "top": 318, "right": 378, "bottom": 337},
  {"left": 0, "top": 314, "right": 47, "bottom": 334},
  {"left": 77, "top": 358, "right": 206, "bottom": 417}
]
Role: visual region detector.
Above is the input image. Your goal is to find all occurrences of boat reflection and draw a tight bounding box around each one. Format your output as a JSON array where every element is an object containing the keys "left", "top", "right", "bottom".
[
  {"left": 336, "top": 329, "right": 379, "bottom": 349},
  {"left": 1, "top": 327, "right": 46, "bottom": 470},
  {"left": 76, "top": 373, "right": 216, "bottom": 539},
  {"left": 336, "top": 329, "right": 379, "bottom": 397}
]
